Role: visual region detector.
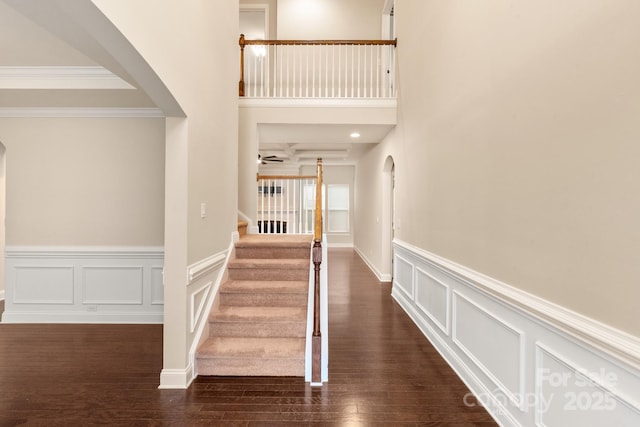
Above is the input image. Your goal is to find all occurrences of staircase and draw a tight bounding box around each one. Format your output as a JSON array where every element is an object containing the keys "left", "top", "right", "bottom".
[{"left": 196, "top": 234, "right": 312, "bottom": 376}]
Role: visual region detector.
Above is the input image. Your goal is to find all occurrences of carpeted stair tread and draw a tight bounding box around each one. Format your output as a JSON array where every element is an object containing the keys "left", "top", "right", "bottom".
[
  {"left": 210, "top": 305, "right": 307, "bottom": 322},
  {"left": 228, "top": 258, "right": 309, "bottom": 269},
  {"left": 208, "top": 320, "right": 305, "bottom": 338},
  {"left": 236, "top": 234, "right": 312, "bottom": 248},
  {"left": 196, "top": 337, "right": 305, "bottom": 376},
  {"left": 221, "top": 280, "right": 308, "bottom": 294},
  {"left": 219, "top": 280, "right": 309, "bottom": 307},
  {"left": 198, "top": 337, "right": 305, "bottom": 359}
]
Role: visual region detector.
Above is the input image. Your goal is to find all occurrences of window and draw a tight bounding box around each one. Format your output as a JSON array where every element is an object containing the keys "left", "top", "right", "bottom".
[
  {"left": 327, "top": 184, "right": 349, "bottom": 233},
  {"left": 301, "top": 184, "right": 350, "bottom": 234}
]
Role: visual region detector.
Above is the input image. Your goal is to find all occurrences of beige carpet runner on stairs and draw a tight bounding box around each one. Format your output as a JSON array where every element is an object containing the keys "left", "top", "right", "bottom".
[{"left": 196, "top": 234, "right": 312, "bottom": 376}]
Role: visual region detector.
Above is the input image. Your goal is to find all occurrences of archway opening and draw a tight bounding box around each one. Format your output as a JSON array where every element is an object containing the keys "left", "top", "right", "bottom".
[{"left": 381, "top": 155, "right": 395, "bottom": 281}]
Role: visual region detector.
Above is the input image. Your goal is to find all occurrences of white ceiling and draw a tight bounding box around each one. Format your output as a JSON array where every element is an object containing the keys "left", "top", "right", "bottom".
[{"left": 257, "top": 123, "right": 393, "bottom": 164}]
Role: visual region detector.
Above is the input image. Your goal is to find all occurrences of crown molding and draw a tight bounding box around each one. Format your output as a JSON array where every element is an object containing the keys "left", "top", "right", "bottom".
[
  {"left": 0, "top": 66, "right": 135, "bottom": 90},
  {"left": 0, "top": 107, "right": 164, "bottom": 118}
]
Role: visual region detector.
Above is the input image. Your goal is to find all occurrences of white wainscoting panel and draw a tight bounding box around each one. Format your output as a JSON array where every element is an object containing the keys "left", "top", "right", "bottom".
[
  {"left": 394, "top": 254, "right": 414, "bottom": 300},
  {"left": 190, "top": 281, "right": 212, "bottom": 333},
  {"left": 415, "top": 267, "right": 450, "bottom": 335},
  {"left": 392, "top": 239, "right": 640, "bottom": 427},
  {"left": 150, "top": 267, "right": 164, "bottom": 305},
  {"left": 2, "top": 247, "right": 163, "bottom": 323},
  {"left": 83, "top": 267, "right": 143, "bottom": 305},
  {"left": 535, "top": 343, "right": 640, "bottom": 427},
  {"left": 14, "top": 266, "right": 74, "bottom": 304},
  {"left": 452, "top": 291, "right": 524, "bottom": 409}
]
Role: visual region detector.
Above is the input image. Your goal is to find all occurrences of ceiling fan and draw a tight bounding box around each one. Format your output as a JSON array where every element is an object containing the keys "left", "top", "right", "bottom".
[{"left": 258, "top": 154, "right": 284, "bottom": 164}]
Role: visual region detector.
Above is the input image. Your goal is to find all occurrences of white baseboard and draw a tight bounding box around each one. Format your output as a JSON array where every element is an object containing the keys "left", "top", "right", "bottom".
[
  {"left": 2, "top": 246, "right": 164, "bottom": 324},
  {"left": 1, "top": 311, "right": 162, "bottom": 324},
  {"left": 393, "top": 239, "right": 640, "bottom": 427},
  {"left": 354, "top": 246, "right": 392, "bottom": 282},
  {"left": 327, "top": 242, "right": 354, "bottom": 248},
  {"left": 158, "top": 364, "right": 194, "bottom": 389}
]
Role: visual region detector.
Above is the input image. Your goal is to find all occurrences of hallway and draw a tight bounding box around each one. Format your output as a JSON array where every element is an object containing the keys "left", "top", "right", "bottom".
[{"left": 0, "top": 249, "right": 496, "bottom": 425}]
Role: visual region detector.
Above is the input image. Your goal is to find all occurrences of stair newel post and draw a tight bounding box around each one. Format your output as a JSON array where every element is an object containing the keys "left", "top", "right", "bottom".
[
  {"left": 312, "top": 241, "right": 322, "bottom": 383},
  {"left": 312, "top": 158, "right": 323, "bottom": 384},
  {"left": 239, "top": 34, "right": 246, "bottom": 96}
]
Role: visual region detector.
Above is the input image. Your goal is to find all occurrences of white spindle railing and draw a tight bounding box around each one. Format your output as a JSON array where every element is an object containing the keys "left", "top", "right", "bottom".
[
  {"left": 239, "top": 37, "right": 397, "bottom": 99},
  {"left": 256, "top": 174, "right": 318, "bottom": 235}
]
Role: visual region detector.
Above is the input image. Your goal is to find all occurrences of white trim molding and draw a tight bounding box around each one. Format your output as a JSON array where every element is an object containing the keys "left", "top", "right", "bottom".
[
  {"left": 392, "top": 239, "right": 640, "bottom": 426},
  {"left": 354, "top": 246, "right": 392, "bottom": 282},
  {"left": 2, "top": 246, "right": 164, "bottom": 324},
  {"left": 187, "top": 252, "right": 226, "bottom": 284},
  {"left": 158, "top": 365, "right": 194, "bottom": 390},
  {"left": 0, "top": 66, "right": 135, "bottom": 90},
  {"left": 0, "top": 290, "right": 5, "bottom": 300},
  {"left": 0, "top": 107, "right": 164, "bottom": 118}
]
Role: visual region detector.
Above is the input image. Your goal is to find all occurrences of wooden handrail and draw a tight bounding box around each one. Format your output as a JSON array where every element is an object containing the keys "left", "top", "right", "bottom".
[
  {"left": 239, "top": 34, "right": 246, "bottom": 97},
  {"left": 241, "top": 38, "right": 397, "bottom": 46},
  {"left": 257, "top": 174, "right": 317, "bottom": 180},
  {"left": 239, "top": 35, "right": 397, "bottom": 97},
  {"left": 313, "top": 160, "right": 323, "bottom": 242}
]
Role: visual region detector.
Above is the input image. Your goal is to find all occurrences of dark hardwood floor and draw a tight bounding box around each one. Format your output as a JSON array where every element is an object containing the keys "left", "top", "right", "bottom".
[{"left": 0, "top": 249, "right": 496, "bottom": 426}]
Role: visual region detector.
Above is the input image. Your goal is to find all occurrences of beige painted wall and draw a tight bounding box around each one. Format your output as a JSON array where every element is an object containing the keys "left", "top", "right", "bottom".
[
  {"left": 277, "top": 0, "right": 384, "bottom": 39},
  {"left": 93, "top": 0, "right": 239, "bottom": 376},
  {"left": 354, "top": 132, "right": 394, "bottom": 273},
  {"left": 0, "top": 117, "right": 165, "bottom": 246},
  {"left": 356, "top": 0, "right": 640, "bottom": 337},
  {"left": 93, "top": 0, "right": 239, "bottom": 265}
]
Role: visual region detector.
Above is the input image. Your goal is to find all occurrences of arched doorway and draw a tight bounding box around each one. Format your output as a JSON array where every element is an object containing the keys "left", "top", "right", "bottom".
[{"left": 381, "top": 156, "right": 395, "bottom": 281}]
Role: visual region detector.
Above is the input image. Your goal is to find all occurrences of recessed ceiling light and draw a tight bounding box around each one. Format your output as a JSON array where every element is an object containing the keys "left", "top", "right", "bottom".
[{"left": 350, "top": 132, "right": 361, "bottom": 138}]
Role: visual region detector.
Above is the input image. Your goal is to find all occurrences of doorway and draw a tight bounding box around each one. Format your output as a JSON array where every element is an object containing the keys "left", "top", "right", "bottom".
[{"left": 239, "top": 4, "right": 269, "bottom": 39}]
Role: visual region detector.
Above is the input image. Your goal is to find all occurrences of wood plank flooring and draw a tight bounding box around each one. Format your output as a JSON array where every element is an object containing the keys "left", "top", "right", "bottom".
[{"left": 0, "top": 249, "right": 496, "bottom": 426}]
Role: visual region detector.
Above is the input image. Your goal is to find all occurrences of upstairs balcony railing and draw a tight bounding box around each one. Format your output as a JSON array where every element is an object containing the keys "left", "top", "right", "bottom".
[{"left": 239, "top": 35, "right": 397, "bottom": 99}]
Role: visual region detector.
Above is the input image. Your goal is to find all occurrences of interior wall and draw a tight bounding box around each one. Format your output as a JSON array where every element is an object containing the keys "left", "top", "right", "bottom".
[
  {"left": 93, "top": 0, "right": 239, "bottom": 382},
  {"left": 277, "top": 0, "right": 385, "bottom": 39},
  {"left": 374, "top": 0, "right": 640, "bottom": 336},
  {"left": 0, "top": 117, "right": 165, "bottom": 247},
  {"left": 93, "top": 0, "right": 239, "bottom": 265},
  {"left": 354, "top": 131, "right": 395, "bottom": 279}
]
